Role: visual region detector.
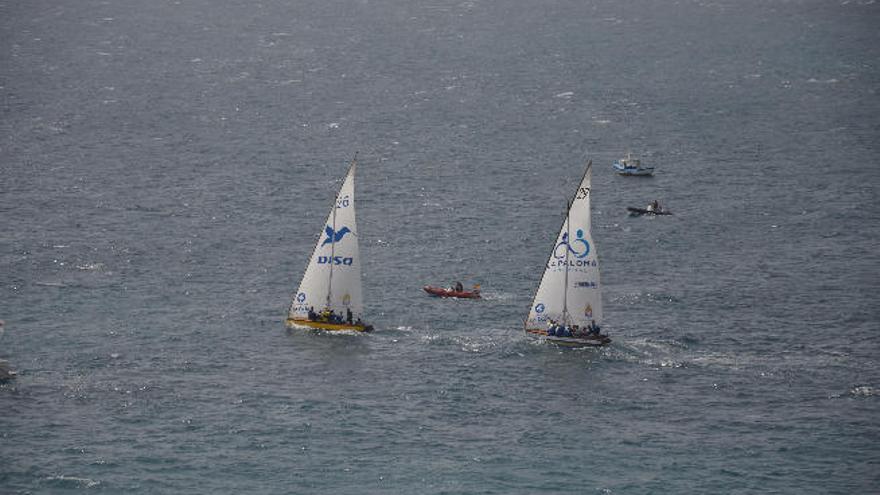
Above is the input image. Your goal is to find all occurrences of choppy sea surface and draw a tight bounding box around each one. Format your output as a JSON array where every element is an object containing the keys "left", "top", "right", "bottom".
[{"left": 2, "top": 0, "right": 878, "bottom": 493}]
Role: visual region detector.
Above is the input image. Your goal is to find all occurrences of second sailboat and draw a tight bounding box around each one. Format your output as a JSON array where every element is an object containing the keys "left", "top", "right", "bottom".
[{"left": 286, "top": 155, "right": 372, "bottom": 332}]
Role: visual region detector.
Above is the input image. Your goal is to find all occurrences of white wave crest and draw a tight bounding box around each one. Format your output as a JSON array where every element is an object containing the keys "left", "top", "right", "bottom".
[
  {"left": 47, "top": 475, "right": 101, "bottom": 488},
  {"left": 849, "top": 385, "right": 876, "bottom": 397}
]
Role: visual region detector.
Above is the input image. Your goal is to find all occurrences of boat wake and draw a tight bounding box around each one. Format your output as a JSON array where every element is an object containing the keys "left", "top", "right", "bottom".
[
  {"left": 606, "top": 337, "right": 692, "bottom": 368},
  {"left": 611, "top": 291, "right": 680, "bottom": 305},
  {"left": 608, "top": 336, "right": 863, "bottom": 382},
  {"left": 287, "top": 326, "right": 368, "bottom": 338},
  {"left": 478, "top": 291, "right": 515, "bottom": 301},
  {"left": 45, "top": 475, "right": 101, "bottom": 488},
  {"left": 419, "top": 332, "right": 497, "bottom": 352},
  {"left": 415, "top": 327, "right": 525, "bottom": 355}
]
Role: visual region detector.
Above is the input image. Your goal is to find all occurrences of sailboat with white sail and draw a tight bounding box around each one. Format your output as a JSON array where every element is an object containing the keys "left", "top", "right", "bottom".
[
  {"left": 524, "top": 160, "right": 611, "bottom": 347},
  {"left": 286, "top": 155, "right": 372, "bottom": 332}
]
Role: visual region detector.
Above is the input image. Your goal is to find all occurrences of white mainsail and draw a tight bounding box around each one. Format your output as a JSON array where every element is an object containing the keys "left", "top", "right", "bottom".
[
  {"left": 288, "top": 158, "right": 364, "bottom": 321},
  {"left": 526, "top": 161, "right": 602, "bottom": 330}
]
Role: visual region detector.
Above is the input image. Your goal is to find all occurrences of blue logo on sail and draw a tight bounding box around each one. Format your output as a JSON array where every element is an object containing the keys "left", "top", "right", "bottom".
[
  {"left": 322, "top": 225, "right": 352, "bottom": 247},
  {"left": 554, "top": 230, "right": 590, "bottom": 259},
  {"left": 296, "top": 292, "right": 306, "bottom": 303},
  {"left": 535, "top": 303, "right": 545, "bottom": 313},
  {"left": 318, "top": 256, "right": 353, "bottom": 265}
]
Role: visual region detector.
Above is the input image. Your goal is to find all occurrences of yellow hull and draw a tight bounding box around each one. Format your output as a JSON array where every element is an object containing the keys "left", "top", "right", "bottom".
[{"left": 286, "top": 318, "right": 370, "bottom": 332}]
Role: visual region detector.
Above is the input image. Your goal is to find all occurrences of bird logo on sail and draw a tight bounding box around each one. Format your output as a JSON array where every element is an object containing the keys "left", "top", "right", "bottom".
[{"left": 321, "top": 225, "right": 352, "bottom": 246}]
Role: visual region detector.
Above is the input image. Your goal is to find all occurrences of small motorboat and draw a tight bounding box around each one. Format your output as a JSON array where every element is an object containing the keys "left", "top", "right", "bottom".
[
  {"left": 0, "top": 360, "right": 17, "bottom": 383},
  {"left": 423, "top": 285, "right": 482, "bottom": 299},
  {"left": 627, "top": 206, "right": 672, "bottom": 216},
  {"left": 612, "top": 152, "right": 655, "bottom": 176}
]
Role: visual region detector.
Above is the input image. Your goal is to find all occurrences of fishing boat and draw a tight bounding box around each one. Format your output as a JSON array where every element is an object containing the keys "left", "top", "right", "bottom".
[
  {"left": 286, "top": 155, "right": 372, "bottom": 332},
  {"left": 524, "top": 160, "right": 611, "bottom": 347},
  {"left": 612, "top": 152, "right": 654, "bottom": 176},
  {"left": 423, "top": 285, "right": 482, "bottom": 299}
]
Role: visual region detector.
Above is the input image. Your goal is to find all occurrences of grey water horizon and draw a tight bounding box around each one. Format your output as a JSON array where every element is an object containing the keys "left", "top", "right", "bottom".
[{"left": 1, "top": 0, "right": 878, "bottom": 493}]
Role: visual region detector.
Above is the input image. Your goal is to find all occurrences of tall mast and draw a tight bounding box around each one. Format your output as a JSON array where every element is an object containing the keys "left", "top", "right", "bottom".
[
  {"left": 563, "top": 160, "right": 592, "bottom": 326},
  {"left": 562, "top": 199, "right": 571, "bottom": 325},
  {"left": 326, "top": 153, "right": 358, "bottom": 310},
  {"left": 326, "top": 198, "right": 337, "bottom": 309}
]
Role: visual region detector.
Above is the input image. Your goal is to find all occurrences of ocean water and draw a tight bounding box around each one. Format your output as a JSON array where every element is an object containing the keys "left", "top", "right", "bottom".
[{"left": 1, "top": 0, "right": 878, "bottom": 493}]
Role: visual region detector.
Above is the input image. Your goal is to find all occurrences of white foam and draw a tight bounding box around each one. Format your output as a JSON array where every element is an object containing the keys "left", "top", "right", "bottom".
[
  {"left": 479, "top": 291, "right": 514, "bottom": 301},
  {"left": 47, "top": 475, "right": 101, "bottom": 488},
  {"left": 35, "top": 281, "right": 66, "bottom": 287},
  {"left": 850, "top": 385, "right": 875, "bottom": 397},
  {"left": 807, "top": 78, "right": 839, "bottom": 84},
  {"left": 76, "top": 262, "right": 105, "bottom": 271}
]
